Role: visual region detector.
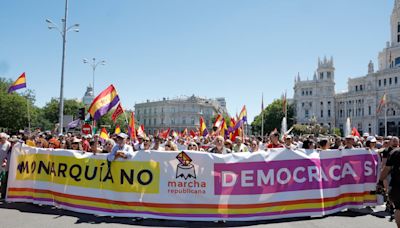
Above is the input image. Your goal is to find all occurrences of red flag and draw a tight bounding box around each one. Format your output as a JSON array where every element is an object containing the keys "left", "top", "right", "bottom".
[
  {"left": 181, "top": 128, "right": 188, "bottom": 137},
  {"left": 160, "top": 128, "right": 171, "bottom": 139},
  {"left": 111, "top": 103, "right": 124, "bottom": 123},
  {"left": 128, "top": 112, "right": 136, "bottom": 140},
  {"left": 190, "top": 130, "right": 196, "bottom": 137},
  {"left": 351, "top": 127, "right": 361, "bottom": 137}
]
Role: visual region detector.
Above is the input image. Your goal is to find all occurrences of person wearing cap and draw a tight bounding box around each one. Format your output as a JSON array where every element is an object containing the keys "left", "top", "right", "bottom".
[
  {"left": 107, "top": 133, "right": 134, "bottom": 161},
  {"left": 71, "top": 138, "right": 83, "bottom": 151},
  {"left": 343, "top": 135, "right": 355, "bottom": 149},
  {"left": 284, "top": 135, "right": 296, "bottom": 150},
  {"left": 365, "top": 136, "right": 377, "bottom": 150}
]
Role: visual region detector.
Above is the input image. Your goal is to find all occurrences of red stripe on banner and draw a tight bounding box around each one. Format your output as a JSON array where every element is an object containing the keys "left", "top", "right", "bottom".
[{"left": 8, "top": 188, "right": 373, "bottom": 209}]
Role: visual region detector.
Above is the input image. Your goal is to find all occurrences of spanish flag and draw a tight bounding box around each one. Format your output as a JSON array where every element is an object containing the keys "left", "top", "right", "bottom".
[
  {"left": 8, "top": 72, "right": 27, "bottom": 93},
  {"left": 114, "top": 125, "right": 121, "bottom": 134},
  {"left": 88, "top": 85, "right": 120, "bottom": 120},
  {"left": 99, "top": 127, "right": 109, "bottom": 141},
  {"left": 199, "top": 116, "right": 208, "bottom": 137}
]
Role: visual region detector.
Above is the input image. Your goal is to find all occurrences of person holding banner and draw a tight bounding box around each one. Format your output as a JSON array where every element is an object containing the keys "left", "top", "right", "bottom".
[
  {"left": 107, "top": 133, "right": 134, "bottom": 161},
  {"left": 379, "top": 147, "right": 400, "bottom": 227},
  {"left": 0, "top": 133, "right": 11, "bottom": 199}
]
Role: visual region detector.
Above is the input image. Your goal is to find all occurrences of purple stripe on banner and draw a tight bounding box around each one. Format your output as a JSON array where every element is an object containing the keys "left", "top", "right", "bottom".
[
  {"left": 93, "top": 95, "right": 120, "bottom": 120},
  {"left": 7, "top": 195, "right": 374, "bottom": 219},
  {"left": 8, "top": 83, "right": 26, "bottom": 93}
]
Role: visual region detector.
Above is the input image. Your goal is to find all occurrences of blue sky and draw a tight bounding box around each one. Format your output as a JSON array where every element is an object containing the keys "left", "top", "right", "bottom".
[{"left": 0, "top": 0, "right": 393, "bottom": 122}]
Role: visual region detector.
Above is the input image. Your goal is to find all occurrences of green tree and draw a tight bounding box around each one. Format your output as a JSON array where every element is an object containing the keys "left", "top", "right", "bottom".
[
  {"left": 0, "top": 77, "right": 38, "bottom": 131},
  {"left": 41, "top": 98, "right": 85, "bottom": 124},
  {"left": 251, "top": 99, "right": 295, "bottom": 136}
]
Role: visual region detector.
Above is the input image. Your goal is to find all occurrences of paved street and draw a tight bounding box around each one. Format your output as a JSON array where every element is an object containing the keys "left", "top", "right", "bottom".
[{"left": 0, "top": 201, "right": 395, "bottom": 228}]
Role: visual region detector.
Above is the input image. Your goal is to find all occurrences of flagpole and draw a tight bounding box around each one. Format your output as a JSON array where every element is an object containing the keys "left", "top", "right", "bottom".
[
  {"left": 25, "top": 95, "right": 31, "bottom": 134},
  {"left": 261, "top": 93, "right": 264, "bottom": 139}
]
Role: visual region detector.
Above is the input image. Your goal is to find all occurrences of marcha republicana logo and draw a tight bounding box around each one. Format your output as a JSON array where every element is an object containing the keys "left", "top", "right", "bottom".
[{"left": 175, "top": 151, "right": 196, "bottom": 180}]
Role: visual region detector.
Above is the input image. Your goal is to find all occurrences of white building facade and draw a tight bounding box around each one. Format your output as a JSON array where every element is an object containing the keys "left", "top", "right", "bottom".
[
  {"left": 294, "top": 0, "right": 400, "bottom": 136},
  {"left": 135, "top": 95, "right": 228, "bottom": 135}
]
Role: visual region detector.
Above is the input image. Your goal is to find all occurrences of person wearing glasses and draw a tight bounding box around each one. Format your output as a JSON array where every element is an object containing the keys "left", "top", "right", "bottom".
[
  {"left": 187, "top": 142, "right": 199, "bottom": 151},
  {"left": 102, "top": 139, "right": 115, "bottom": 153},
  {"left": 141, "top": 136, "right": 152, "bottom": 151},
  {"left": 267, "top": 132, "right": 284, "bottom": 149},
  {"left": 209, "top": 136, "right": 231, "bottom": 154},
  {"left": 107, "top": 133, "right": 134, "bottom": 161},
  {"left": 164, "top": 141, "right": 178, "bottom": 151}
]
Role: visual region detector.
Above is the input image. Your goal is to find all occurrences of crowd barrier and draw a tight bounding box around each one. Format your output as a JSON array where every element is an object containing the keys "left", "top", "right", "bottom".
[{"left": 6, "top": 144, "right": 379, "bottom": 221}]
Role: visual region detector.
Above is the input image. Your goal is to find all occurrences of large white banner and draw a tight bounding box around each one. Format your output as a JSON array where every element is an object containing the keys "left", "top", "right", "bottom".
[{"left": 6, "top": 144, "right": 379, "bottom": 221}]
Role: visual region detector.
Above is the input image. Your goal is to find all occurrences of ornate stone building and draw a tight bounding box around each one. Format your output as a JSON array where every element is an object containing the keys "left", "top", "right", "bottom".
[
  {"left": 134, "top": 95, "right": 228, "bottom": 135},
  {"left": 82, "top": 85, "right": 94, "bottom": 107},
  {"left": 293, "top": 0, "right": 400, "bottom": 136}
]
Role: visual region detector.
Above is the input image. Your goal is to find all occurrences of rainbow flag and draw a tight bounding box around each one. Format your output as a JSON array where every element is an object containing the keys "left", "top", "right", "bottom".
[
  {"left": 200, "top": 116, "right": 208, "bottom": 137},
  {"left": 128, "top": 112, "right": 136, "bottom": 140},
  {"left": 99, "top": 128, "right": 109, "bottom": 141},
  {"left": 88, "top": 85, "right": 120, "bottom": 120},
  {"left": 8, "top": 72, "right": 27, "bottom": 93},
  {"left": 114, "top": 125, "right": 121, "bottom": 134},
  {"left": 239, "top": 105, "right": 247, "bottom": 123}
]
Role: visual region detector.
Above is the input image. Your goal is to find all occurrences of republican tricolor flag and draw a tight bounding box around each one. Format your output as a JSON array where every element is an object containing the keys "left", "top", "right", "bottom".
[
  {"left": 88, "top": 85, "right": 120, "bottom": 121},
  {"left": 213, "top": 114, "right": 224, "bottom": 128},
  {"left": 111, "top": 103, "right": 124, "bottom": 123},
  {"left": 8, "top": 72, "right": 27, "bottom": 93},
  {"left": 114, "top": 125, "right": 121, "bottom": 134}
]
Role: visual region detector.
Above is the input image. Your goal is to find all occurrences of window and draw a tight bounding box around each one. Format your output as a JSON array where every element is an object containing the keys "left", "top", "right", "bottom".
[
  {"left": 327, "top": 72, "right": 331, "bottom": 78},
  {"left": 305, "top": 110, "right": 309, "bottom": 118},
  {"left": 302, "top": 91, "right": 304, "bottom": 96},
  {"left": 360, "top": 85, "right": 363, "bottom": 91},
  {"left": 368, "top": 106, "right": 371, "bottom": 115},
  {"left": 379, "top": 80, "right": 381, "bottom": 87},
  {"left": 390, "top": 78, "right": 392, "bottom": 85},
  {"left": 384, "top": 78, "right": 387, "bottom": 86},
  {"left": 355, "top": 86, "right": 358, "bottom": 91},
  {"left": 321, "top": 110, "right": 323, "bottom": 118},
  {"left": 171, "top": 119, "right": 175, "bottom": 125},
  {"left": 302, "top": 102, "right": 305, "bottom": 107},
  {"left": 310, "top": 90, "right": 312, "bottom": 95},
  {"left": 340, "top": 110, "right": 343, "bottom": 118},
  {"left": 161, "top": 118, "right": 164, "bottom": 124},
  {"left": 191, "top": 117, "right": 195, "bottom": 124},
  {"left": 154, "top": 108, "right": 157, "bottom": 114},
  {"left": 310, "top": 102, "right": 312, "bottom": 107},
  {"left": 328, "top": 101, "right": 331, "bottom": 106},
  {"left": 182, "top": 118, "right": 186, "bottom": 124},
  {"left": 320, "top": 72, "right": 323, "bottom": 79},
  {"left": 396, "top": 77, "right": 398, "bottom": 84},
  {"left": 320, "top": 101, "right": 323, "bottom": 107},
  {"left": 144, "top": 119, "right": 147, "bottom": 125},
  {"left": 328, "top": 110, "right": 331, "bottom": 117},
  {"left": 306, "top": 91, "right": 308, "bottom": 96}
]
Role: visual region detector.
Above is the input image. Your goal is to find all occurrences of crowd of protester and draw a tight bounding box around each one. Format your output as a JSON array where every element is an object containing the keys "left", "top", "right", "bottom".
[{"left": 0, "top": 129, "right": 399, "bottom": 226}]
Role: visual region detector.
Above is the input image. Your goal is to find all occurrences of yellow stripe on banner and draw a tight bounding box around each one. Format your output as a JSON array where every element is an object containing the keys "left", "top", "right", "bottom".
[
  {"left": 7, "top": 191, "right": 376, "bottom": 215},
  {"left": 15, "top": 154, "right": 160, "bottom": 194}
]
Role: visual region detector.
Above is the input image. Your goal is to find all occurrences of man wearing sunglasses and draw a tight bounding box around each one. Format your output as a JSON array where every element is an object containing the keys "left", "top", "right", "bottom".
[{"left": 107, "top": 133, "right": 134, "bottom": 161}]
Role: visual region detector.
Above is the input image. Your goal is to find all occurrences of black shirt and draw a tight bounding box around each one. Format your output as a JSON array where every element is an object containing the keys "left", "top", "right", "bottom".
[
  {"left": 382, "top": 146, "right": 395, "bottom": 159},
  {"left": 386, "top": 148, "right": 400, "bottom": 188}
]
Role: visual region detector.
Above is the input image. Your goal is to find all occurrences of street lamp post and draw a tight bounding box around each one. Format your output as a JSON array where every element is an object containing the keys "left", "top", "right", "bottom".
[
  {"left": 83, "top": 58, "right": 106, "bottom": 95},
  {"left": 46, "top": 0, "right": 79, "bottom": 135}
]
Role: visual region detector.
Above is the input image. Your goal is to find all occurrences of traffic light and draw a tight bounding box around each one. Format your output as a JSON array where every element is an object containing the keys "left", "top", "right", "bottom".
[{"left": 78, "top": 107, "right": 85, "bottom": 120}]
